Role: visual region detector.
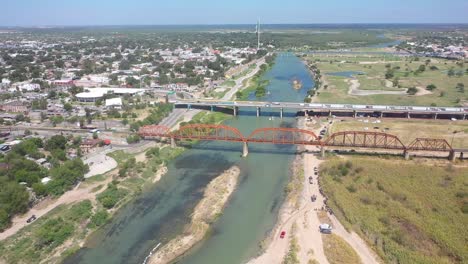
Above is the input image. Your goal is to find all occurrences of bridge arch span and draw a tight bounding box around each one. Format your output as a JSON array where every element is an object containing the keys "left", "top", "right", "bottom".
[
  {"left": 170, "top": 124, "right": 245, "bottom": 142},
  {"left": 247, "top": 127, "right": 319, "bottom": 145},
  {"left": 407, "top": 138, "right": 453, "bottom": 151},
  {"left": 324, "top": 131, "right": 406, "bottom": 150}
]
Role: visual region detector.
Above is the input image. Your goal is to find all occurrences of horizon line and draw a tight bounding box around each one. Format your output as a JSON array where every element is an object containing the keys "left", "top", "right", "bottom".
[{"left": 1, "top": 22, "right": 468, "bottom": 28}]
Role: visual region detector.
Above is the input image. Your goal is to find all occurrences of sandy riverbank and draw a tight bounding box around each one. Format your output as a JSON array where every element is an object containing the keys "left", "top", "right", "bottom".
[
  {"left": 148, "top": 166, "right": 240, "bottom": 264},
  {"left": 248, "top": 117, "right": 382, "bottom": 264}
]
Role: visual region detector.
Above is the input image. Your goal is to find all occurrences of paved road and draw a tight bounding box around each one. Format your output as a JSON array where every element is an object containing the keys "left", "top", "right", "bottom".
[
  {"left": 83, "top": 147, "right": 118, "bottom": 178},
  {"left": 222, "top": 58, "right": 265, "bottom": 100}
]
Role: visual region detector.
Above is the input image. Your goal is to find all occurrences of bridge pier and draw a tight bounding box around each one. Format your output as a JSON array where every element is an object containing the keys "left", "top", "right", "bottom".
[
  {"left": 406, "top": 112, "right": 410, "bottom": 119},
  {"left": 460, "top": 152, "right": 464, "bottom": 160},
  {"left": 170, "top": 137, "right": 176, "bottom": 148},
  {"left": 380, "top": 112, "right": 384, "bottom": 118},
  {"left": 280, "top": 108, "right": 283, "bottom": 119},
  {"left": 256, "top": 107, "right": 261, "bottom": 117},
  {"left": 233, "top": 106, "right": 238, "bottom": 116},
  {"left": 403, "top": 150, "right": 410, "bottom": 160},
  {"left": 210, "top": 105, "right": 214, "bottom": 112},
  {"left": 448, "top": 150, "right": 456, "bottom": 162},
  {"left": 242, "top": 142, "right": 249, "bottom": 157},
  {"left": 353, "top": 110, "right": 357, "bottom": 118},
  {"left": 329, "top": 110, "right": 332, "bottom": 117},
  {"left": 320, "top": 146, "right": 326, "bottom": 158},
  {"left": 434, "top": 113, "right": 438, "bottom": 120},
  {"left": 187, "top": 104, "right": 191, "bottom": 110},
  {"left": 463, "top": 114, "right": 466, "bottom": 120}
]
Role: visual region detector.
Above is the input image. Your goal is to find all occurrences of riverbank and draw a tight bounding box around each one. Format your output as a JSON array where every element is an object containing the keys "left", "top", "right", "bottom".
[
  {"left": 0, "top": 143, "right": 181, "bottom": 264},
  {"left": 236, "top": 54, "right": 276, "bottom": 100},
  {"left": 248, "top": 118, "right": 329, "bottom": 264},
  {"left": 148, "top": 166, "right": 240, "bottom": 264}
]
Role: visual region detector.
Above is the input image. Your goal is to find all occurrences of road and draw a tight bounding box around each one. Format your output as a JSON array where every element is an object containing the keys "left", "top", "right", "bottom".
[{"left": 222, "top": 58, "right": 265, "bottom": 100}]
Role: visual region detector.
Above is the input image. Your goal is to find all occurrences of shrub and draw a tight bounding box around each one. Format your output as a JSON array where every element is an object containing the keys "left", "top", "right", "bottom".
[
  {"left": 346, "top": 185, "right": 357, "bottom": 193},
  {"left": 407, "top": 87, "right": 418, "bottom": 95},
  {"left": 97, "top": 183, "right": 127, "bottom": 209},
  {"left": 35, "top": 217, "right": 74, "bottom": 249},
  {"left": 426, "top": 84, "right": 437, "bottom": 91},
  {"left": 89, "top": 210, "right": 109, "bottom": 228}
]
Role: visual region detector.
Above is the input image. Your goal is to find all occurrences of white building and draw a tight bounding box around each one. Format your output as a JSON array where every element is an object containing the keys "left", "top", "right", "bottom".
[
  {"left": 105, "top": 97, "right": 123, "bottom": 109},
  {"left": 76, "top": 87, "right": 148, "bottom": 102}
]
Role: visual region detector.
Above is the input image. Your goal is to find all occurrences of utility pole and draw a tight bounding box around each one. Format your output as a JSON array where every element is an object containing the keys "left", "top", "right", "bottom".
[{"left": 256, "top": 19, "right": 260, "bottom": 50}]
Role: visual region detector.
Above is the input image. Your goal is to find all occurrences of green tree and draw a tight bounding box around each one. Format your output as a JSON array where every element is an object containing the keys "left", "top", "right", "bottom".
[
  {"left": 426, "top": 84, "right": 437, "bottom": 91},
  {"left": 407, "top": 87, "right": 418, "bottom": 95},
  {"left": 456, "top": 83, "right": 465, "bottom": 93},
  {"left": 45, "top": 135, "right": 67, "bottom": 151},
  {"left": 63, "top": 103, "right": 73, "bottom": 112}
]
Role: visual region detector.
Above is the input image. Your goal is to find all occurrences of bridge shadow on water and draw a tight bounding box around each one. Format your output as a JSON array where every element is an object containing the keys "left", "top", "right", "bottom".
[{"left": 180, "top": 142, "right": 314, "bottom": 156}]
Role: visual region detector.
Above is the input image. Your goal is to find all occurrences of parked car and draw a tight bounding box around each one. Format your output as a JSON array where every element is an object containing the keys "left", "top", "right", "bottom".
[
  {"left": 319, "top": 224, "right": 332, "bottom": 234},
  {"left": 26, "top": 215, "right": 37, "bottom": 223},
  {"left": 311, "top": 195, "right": 317, "bottom": 202},
  {"left": 280, "top": 231, "right": 286, "bottom": 239}
]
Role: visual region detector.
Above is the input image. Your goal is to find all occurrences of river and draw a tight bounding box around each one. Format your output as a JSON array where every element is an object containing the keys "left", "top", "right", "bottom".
[{"left": 64, "top": 53, "right": 314, "bottom": 264}]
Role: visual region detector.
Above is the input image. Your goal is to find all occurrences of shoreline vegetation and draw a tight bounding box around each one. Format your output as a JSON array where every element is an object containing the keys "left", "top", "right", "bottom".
[
  {"left": 236, "top": 54, "right": 277, "bottom": 100},
  {"left": 0, "top": 144, "right": 182, "bottom": 264},
  {"left": 148, "top": 166, "right": 241, "bottom": 264},
  {"left": 300, "top": 55, "right": 324, "bottom": 103},
  {"left": 320, "top": 156, "right": 468, "bottom": 263},
  {"left": 0, "top": 109, "right": 233, "bottom": 264}
]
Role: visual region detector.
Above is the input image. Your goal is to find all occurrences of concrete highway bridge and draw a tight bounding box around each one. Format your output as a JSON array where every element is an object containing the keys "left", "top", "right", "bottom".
[
  {"left": 172, "top": 100, "right": 468, "bottom": 120},
  {"left": 139, "top": 124, "right": 465, "bottom": 160}
]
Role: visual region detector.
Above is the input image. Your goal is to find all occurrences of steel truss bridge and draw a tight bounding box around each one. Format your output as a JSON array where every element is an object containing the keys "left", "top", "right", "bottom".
[{"left": 138, "top": 124, "right": 462, "bottom": 160}]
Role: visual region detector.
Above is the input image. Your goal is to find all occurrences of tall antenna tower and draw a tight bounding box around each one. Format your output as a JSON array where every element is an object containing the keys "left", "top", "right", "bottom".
[{"left": 256, "top": 19, "right": 260, "bottom": 50}]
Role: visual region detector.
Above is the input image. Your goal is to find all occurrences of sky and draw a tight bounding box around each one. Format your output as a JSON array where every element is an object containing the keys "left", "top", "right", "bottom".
[{"left": 1, "top": 0, "right": 468, "bottom": 26}]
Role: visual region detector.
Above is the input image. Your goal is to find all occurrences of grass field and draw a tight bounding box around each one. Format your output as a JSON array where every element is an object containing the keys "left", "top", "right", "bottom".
[
  {"left": 307, "top": 54, "right": 467, "bottom": 106},
  {"left": 319, "top": 156, "right": 468, "bottom": 264},
  {"left": 329, "top": 119, "right": 468, "bottom": 148},
  {"left": 0, "top": 201, "right": 97, "bottom": 264},
  {"left": 322, "top": 234, "right": 362, "bottom": 264}
]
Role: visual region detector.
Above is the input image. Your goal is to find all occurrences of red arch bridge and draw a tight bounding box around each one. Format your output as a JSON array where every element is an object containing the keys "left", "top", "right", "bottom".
[{"left": 138, "top": 124, "right": 461, "bottom": 160}]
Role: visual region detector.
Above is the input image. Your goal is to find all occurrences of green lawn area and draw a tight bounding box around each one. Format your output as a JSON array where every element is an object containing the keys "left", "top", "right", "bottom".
[
  {"left": 221, "top": 80, "right": 236, "bottom": 87},
  {"left": 322, "top": 234, "right": 362, "bottom": 264},
  {"left": 319, "top": 157, "right": 468, "bottom": 264},
  {"left": 330, "top": 119, "right": 468, "bottom": 149},
  {"left": 308, "top": 54, "right": 467, "bottom": 106}
]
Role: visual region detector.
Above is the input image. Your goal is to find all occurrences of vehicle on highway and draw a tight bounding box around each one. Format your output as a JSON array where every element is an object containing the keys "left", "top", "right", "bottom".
[
  {"left": 280, "top": 231, "right": 286, "bottom": 239},
  {"left": 272, "top": 102, "right": 280, "bottom": 105},
  {"left": 265, "top": 104, "right": 271, "bottom": 107},
  {"left": 89, "top": 129, "right": 100, "bottom": 134},
  {"left": 308, "top": 176, "right": 313, "bottom": 184},
  {"left": 27, "top": 215, "right": 37, "bottom": 223}
]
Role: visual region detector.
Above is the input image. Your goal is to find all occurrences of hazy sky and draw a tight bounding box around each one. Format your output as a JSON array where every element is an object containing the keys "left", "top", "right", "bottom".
[{"left": 2, "top": 0, "right": 468, "bottom": 26}]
